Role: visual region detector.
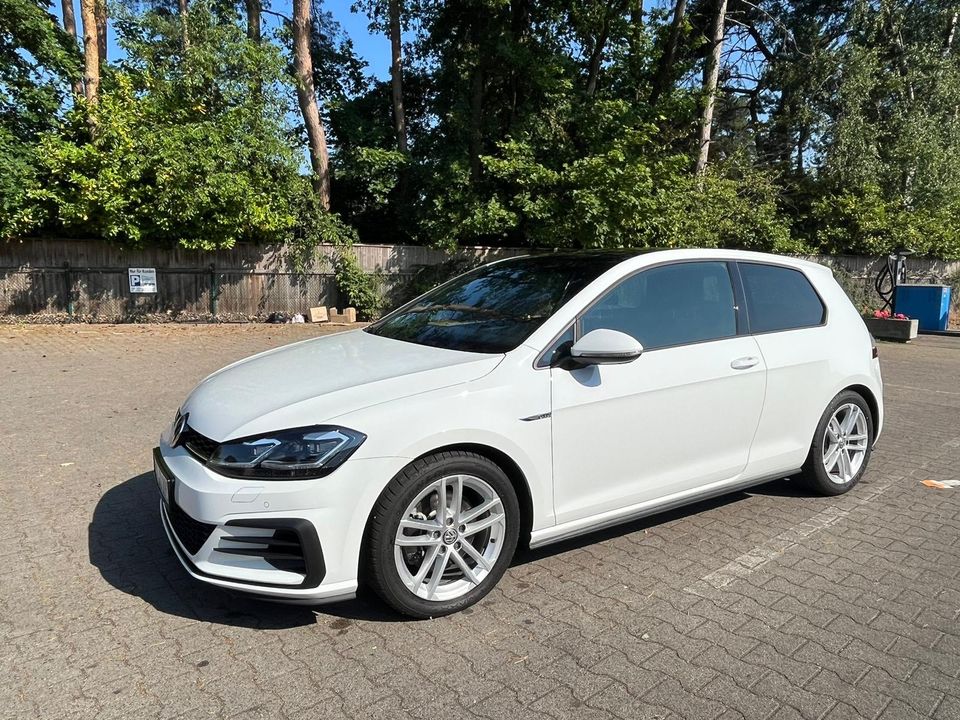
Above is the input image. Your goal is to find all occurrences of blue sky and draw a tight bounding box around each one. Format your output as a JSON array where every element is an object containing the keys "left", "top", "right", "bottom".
[
  {"left": 50, "top": 0, "right": 394, "bottom": 80},
  {"left": 318, "top": 0, "right": 393, "bottom": 80}
]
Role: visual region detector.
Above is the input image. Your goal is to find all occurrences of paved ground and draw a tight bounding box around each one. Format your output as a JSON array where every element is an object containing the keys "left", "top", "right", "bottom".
[{"left": 2, "top": 324, "right": 960, "bottom": 720}]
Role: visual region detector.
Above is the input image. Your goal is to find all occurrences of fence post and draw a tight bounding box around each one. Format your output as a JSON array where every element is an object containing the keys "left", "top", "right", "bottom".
[
  {"left": 63, "top": 262, "right": 74, "bottom": 316},
  {"left": 209, "top": 264, "right": 218, "bottom": 316}
]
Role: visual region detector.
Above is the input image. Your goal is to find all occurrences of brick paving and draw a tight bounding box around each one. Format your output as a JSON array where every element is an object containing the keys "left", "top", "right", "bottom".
[{"left": 1, "top": 323, "right": 959, "bottom": 720}]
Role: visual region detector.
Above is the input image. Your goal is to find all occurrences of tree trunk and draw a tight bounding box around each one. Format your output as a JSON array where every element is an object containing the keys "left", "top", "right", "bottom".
[
  {"left": 60, "top": 0, "right": 85, "bottom": 98},
  {"left": 945, "top": 12, "right": 957, "bottom": 56},
  {"left": 508, "top": 0, "right": 529, "bottom": 130},
  {"left": 694, "top": 0, "right": 727, "bottom": 176},
  {"left": 292, "top": 0, "right": 331, "bottom": 208},
  {"left": 246, "top": 0, "right": 261, "bottom": 42},
  {"left": 95, "top": 0, "right": 106, "bottom": 63},
  {"left": 179, "top": 0, "right": 190, "bottom": 50},
  {"left": 388, "top": 0, "right": 407, "bottom": 153},
  {"left": 649, "top": 0, "right": 687, "bottom": 105},
  {"left": 585, "top": 6, "right": 613, "bottom": 97},
  {"left": 629, "top": 0, "right": 644, "bottom": 101},
  {"left": 79, "top": 0, "right": 99, "bottom": 108},
  {"left": 469, "top": 65, "right": 484, "bottom": 183},
  {"left": 797, "top": 124, "right": 807, "bottom": 175}
]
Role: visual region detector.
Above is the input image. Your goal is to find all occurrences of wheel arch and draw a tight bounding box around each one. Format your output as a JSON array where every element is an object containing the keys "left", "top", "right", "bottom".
[
  {"left": 843, "top": 383, "right": 881, "bottom": 439},
  {"left": 357, "top": 442, "right": 536, "bottom": 584}
]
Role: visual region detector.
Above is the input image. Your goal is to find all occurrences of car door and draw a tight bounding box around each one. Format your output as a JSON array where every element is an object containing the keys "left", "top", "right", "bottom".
[
  {"left": 550, "top": 261, "right": 767, "bottom": 526},
  {"left": 734, "top": 261, "right": 831, "bottom": 478}
]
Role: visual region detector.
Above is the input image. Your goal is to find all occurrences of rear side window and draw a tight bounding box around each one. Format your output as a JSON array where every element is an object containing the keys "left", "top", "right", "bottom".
[
  {"left": 739, "top": 263, "right": 825, "bottom": 333},
  {"left": 580, "top": 262, "right": 737, "bottom": 350}
]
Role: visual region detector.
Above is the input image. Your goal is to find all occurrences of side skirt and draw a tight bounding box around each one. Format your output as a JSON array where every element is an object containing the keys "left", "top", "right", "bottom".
[{"left": 528, "top": 469, "right": 801, "bottom": 550}]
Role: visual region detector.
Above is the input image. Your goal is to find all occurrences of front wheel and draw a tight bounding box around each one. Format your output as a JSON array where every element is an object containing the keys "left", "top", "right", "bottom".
[
  {"left": 800, "top": 390, "right": 874, "bottom": 496},
  {"left": 365, "top": 451, "right": 520, "bottom": 618}
]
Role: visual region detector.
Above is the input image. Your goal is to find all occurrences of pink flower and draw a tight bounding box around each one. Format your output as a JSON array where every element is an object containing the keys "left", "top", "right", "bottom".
[
  {"left": 873, "top": 309, "right": 891, "bottom": 319},
  {"left": 893, "top": 313, "right": 909, "bottom": 320}
]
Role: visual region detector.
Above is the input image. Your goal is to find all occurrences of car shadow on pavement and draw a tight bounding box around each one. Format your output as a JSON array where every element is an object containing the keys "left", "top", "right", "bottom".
[
  {"left": 745, "top": 475, "right": 820, "bottom": 498},
  {"left": 88, "top": 471, "right": 408, "bottom": 628},
  {"left": 90, "top": 472, "right": 811, "bottom": 626}
]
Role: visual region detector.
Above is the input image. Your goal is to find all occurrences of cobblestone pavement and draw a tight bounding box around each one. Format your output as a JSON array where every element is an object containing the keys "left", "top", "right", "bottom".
[{"left": 2, "top": 324, "right": 960, "bottom": 720}]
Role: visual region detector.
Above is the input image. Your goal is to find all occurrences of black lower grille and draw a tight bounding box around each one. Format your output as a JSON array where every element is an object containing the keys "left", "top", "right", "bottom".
[
  {"left": 222, "top": 518, "right": 325, "bottom": 586},
  {"left": 216, "top": 528, "right": 307, "bottom": 575},
  {"left": 167, "top": 500, "right": 216, "bottom": 555}
]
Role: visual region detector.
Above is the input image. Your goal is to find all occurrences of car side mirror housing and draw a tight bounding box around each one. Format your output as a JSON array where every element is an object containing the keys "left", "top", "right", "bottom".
[{"left": 569, "top": 329, "right": 643, "bottom": 366}]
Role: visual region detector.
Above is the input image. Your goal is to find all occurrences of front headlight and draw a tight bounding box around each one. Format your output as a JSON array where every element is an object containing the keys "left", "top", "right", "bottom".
[{"left": 207, "top": 426, "right": 366, "bottom": 479}]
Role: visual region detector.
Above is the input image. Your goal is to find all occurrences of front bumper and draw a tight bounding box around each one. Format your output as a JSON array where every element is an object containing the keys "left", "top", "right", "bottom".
[{"left": 154, "top": 441, "right": 408, "bottom": 602}]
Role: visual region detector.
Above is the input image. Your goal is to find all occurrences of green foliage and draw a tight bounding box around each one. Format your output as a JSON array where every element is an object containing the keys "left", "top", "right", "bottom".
[
  {"left": 0, "top": 0, "right": 82, "bottom": 239},
  {"left": 287, "top": 201, "right": 359, "bottom": 271},
  {"left": 25, "top": 3, "right": 306, "bottom": 248},
  {"left": 285, "top": 204, "right": 383, "bottom": 319},
  {"left": 0, "top": 0, "right": 81, "bottom": 138},
  {"left": 812, "top": 186, "right": 960, "bottom": 259},
  {"left": 432, "top": 102, "right": 796, "bottom": 253},
  {"left": 331, "top": 246, "right": 384, "bottom": 320},
  {"left": 0, "top": 129, "right": 42, "bottom": 239},
  {"left": 334, "top": 146, "right": 406, "bottom": 210},
  {"left": 5, "top": 0, "right": 960, "bottom": 262}
]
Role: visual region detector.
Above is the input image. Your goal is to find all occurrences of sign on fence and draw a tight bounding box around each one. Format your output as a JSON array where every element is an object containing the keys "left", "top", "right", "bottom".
[{"left": 128, "top": 268, "right": 157, "bottom": 294}]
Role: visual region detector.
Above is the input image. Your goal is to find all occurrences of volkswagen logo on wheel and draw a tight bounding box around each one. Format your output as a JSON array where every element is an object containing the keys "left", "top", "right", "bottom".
[{"left": 442, "top": 528, "right": 458, "bottom": 545}]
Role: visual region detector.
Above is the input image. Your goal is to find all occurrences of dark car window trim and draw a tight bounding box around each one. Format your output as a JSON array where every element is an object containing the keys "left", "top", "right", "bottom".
[
  {"left": 735, "top": 260, "right": 828, "bottom": 336},
  {"left": 728, "top": 260, "right": 749, "bottom": 335},
  {"left": 534, "top": 258, "right": 746, "bottom": 369}
]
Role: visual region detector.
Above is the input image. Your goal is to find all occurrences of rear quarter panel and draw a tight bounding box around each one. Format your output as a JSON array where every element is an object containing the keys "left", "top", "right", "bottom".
[{"left": 745, "top": 265, "right": 882, "bottom": 478}]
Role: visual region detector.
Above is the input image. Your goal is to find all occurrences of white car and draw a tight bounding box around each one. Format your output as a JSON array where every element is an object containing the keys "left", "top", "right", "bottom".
[{"left": 155, "top": 249, "right": 883, "bottom": 617}]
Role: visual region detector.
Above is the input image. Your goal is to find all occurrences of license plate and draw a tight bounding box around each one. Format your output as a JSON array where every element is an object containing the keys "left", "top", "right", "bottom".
[{"left": 154, "top": 451, "right": 175, "bottom": 507}]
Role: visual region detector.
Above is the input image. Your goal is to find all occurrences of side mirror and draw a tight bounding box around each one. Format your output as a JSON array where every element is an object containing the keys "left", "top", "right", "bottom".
[{"left": 569, "top": 329, "right": 643, "bottom": 366}]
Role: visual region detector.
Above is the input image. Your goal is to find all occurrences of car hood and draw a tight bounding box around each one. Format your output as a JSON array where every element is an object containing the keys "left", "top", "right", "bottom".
[{"left": 182, "top": 329, "right": 503, "bottom": 440}]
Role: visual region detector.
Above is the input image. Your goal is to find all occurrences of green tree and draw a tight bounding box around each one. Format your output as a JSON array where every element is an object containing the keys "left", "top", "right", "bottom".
[
  {"left": 0, "top": 0, "right": 82, "bottom": 238},
  {"left": 29, "top": 2, "right": 308, "bottom": 248}
]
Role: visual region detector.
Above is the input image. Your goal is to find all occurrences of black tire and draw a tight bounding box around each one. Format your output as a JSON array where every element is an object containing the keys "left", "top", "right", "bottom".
[
  {"left": 365, "top": 450, "right": 520, "bottom": 618},
  {"left": 799, "top": 390, "right": 874, "bottom": 496}
]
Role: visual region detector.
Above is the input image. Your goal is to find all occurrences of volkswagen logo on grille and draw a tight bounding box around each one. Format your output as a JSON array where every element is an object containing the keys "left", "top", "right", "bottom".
[
  {"left": 442, "top": 528, "right": 458, "bottom": 545},
  {"left": 171, "top": 411, "right": 188, "bottom": 447}
]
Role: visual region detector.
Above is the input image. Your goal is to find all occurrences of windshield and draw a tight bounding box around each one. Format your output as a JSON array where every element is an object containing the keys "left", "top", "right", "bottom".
[{"left": 366, "top": 254, "right": 630, "bottom": 353}]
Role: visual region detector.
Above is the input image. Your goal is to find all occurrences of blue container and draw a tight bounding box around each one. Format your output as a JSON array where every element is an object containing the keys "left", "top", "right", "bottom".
[{"left": 894, "top": 284, "right": 952, "bottom": 331}]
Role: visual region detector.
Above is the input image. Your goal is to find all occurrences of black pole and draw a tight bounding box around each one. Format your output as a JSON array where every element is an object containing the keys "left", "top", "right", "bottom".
[
  {"left": 63, "top": 262, "right": 74, "bottom": 316},
  {"left": 209, "top": 264, "right": 219, "bottom": 316}
]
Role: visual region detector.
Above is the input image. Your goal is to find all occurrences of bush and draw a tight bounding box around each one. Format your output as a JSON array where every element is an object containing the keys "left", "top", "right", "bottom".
[
  {"left": 331, "top": 247, "right": 384, "bottom": 320},
  {"left": 26, "top": 3, "right": 304, "bottom": 249}
]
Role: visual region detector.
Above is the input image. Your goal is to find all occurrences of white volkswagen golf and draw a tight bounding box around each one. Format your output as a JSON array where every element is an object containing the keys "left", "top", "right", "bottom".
[{"left": 155, "top": 249, "right": 883, "bottom": 617}]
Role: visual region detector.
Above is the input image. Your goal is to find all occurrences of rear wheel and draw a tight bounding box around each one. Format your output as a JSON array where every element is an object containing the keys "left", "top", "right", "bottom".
[
  {"left": 366, "top": 451, "right": 520, "bottom": 618},
  {"left": 800, "top": 390, "right": 874, "bottom": 496}
]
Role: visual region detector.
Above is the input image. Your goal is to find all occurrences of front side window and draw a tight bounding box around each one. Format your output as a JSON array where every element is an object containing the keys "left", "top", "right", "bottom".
[
  {"left": 366, "top": 254, "right": 627, "bottom": 353},
  {"left": 738, "top": 262, "right": 825, "bottom": 333},
  {"left": 580, "top": 262, "right": 737, "bottom": 350}
]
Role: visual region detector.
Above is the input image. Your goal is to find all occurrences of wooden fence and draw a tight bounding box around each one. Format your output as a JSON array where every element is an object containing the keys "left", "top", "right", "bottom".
[
  {"left": 0, "top": 239, "right": 524, "bottom": 320},
  {"left": 1, "top": 238, "right": 957, "bottom": 322}
]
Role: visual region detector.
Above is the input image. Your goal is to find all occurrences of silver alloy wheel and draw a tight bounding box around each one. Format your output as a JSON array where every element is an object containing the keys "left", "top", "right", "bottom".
[
  {"left": 394, "top": 474, "right": 506, "bottom": 601},
  {"left": 821, "top": 403, "right": 869, "bottom": 484}
]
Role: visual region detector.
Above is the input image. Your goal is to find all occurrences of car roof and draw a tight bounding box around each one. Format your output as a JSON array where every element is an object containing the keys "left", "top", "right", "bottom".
[{"left": 494, "top": 248, "right": 826, "bottom": 274}]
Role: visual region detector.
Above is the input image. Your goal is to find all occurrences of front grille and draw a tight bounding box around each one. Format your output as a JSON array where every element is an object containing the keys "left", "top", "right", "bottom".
[
  {"left": 216, "top": 528, "right": 307, "bottom": 575},
  {"left": 167, "top": 500, "right": 216, "bottom": 555},
  {"left": 179, "top": 425, "right": 219, "bottom": 463}
]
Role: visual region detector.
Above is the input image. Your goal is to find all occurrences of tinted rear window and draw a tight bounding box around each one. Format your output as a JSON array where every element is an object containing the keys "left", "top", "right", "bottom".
[
  {"left": 739, "top": 263, "right": 825, "bottom": 333},
  {"left": 366, "top": 254, "right": 629, "bottom": 353}
]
